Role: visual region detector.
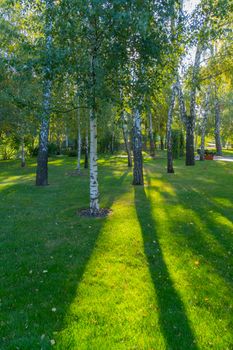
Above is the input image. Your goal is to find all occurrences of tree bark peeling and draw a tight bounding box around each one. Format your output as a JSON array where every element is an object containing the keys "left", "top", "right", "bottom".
[
  {"left": 90, "top": 109, "right": 99, "bottom": 214},
  {"left": 214, "top": 86, "right": 223, "bottom": 156},
  {"left": 167, "top": 84, "right": 176, "bottom": 173},
  {"left": 121, "top": 111, "right": 132, "bottom": 168},
  {"left": 36, "top": 0, "right": 53, "bottom": 186},
  {"left": 200, "top": 88, "right": 211, "bottom": 161},
  {"left": 148, "top": 110, "right": 155, "bottom": 157},
  {"left": 133, "top": 108, "right": 144, "bottom": 186}
]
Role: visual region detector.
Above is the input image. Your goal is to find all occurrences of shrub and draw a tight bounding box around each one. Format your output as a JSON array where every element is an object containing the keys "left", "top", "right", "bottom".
[
  {"left": 67, "top": 150, "right": 78, "bottom": 157},
  {"left": 32, "top": 143, "right": 60, "bottom": 157},
  {"left": 172, "top": 129, "right": 185, "bottom": 159},
  {"left": 197, "top": 149, "right": 216, "bottom": 156}
]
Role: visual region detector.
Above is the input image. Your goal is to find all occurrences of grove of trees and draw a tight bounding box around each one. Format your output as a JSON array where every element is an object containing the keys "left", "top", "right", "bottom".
[{"left": 0, "top": 0, "right": 232, "bottom": 215}]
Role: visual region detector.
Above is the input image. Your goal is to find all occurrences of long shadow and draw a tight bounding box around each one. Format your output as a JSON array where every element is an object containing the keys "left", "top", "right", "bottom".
[
  {"left": 0, "top": 158, "right": 130, "bottom": 350},
  {"left": 134, "top": 186, "right": 199, "bottom": 350},
  {"left": 145, "top": 161, "right": 233, "bottom": 288},
  {"left": 143, "top": 163, "right": 233, "bottom": 344},
  {"left": 146, "top": 179, "right": 233, "bottom": 287},
  {"left": 163, "top": 185, "right": 233, "bottom": 287},
  {"left": 155, "top": 162, "right": 233, "bottom": 287}
]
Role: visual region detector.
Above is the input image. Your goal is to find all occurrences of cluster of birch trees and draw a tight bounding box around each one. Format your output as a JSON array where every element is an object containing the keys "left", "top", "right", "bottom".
[{"left": 0, "top": 0, "right": 232, "bottom": 214}]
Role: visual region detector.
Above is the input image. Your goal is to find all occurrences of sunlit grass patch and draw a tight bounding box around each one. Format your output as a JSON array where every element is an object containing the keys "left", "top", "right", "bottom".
[{"left": 0, "top": 155, "right": 232, "bottom": 350}]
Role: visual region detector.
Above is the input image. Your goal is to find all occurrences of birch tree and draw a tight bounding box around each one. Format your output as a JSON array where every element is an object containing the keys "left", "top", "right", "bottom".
[
  {"left": 200, "top": 87, "right": 211, "bottom": 161},
  {"left": 167, "top": 83, "right": 177, "bottom": 173},
  {"left": 36, "top": 0, "right": 53, "bottom": 186},
  {"left": 58, "top": 0, "right": 114, "bottom": 214},
  {"left": 214, "top": 85, "right": 223, "bottom": 155},
  {"left": 121, "top": 111, "right": 132, "bottom": 168},
  {"left": 176, "top": 42, "right": 203, "bottom": 166},
  {"left": 132, "top": 106, "right": 144, "bottom": 185},
  {"left": 148, "top": 108, "right": 155, "bottom": 158}
]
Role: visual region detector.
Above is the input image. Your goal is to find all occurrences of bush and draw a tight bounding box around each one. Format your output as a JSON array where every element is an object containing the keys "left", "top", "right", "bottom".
[
  {"left": 197, "top": 149, "right": 216, "bottom": 156},
  {"left": 98, "top": 132, "right": 120, "bottom": 154},
  {"left": 32, "top": 143, "right": 60, "bottom": 157},
  {"left": 172, "top": 129, "right": 185, "bottom": 159},
  {"left": 67, "top": 150, "right": 78, "bottom": 157}
]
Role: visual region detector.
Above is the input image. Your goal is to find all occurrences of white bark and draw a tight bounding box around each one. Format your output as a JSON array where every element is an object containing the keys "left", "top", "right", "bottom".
[
  {"left": 121, "top": 111, "right": 132, "bottom": 167},
  {"left": 41, "top": 0, "right": 53, "bottom": 150},
  {"left": 133, "top": 107, "right": 144, "bottom": 185},
  {"left": 190, "top": 43, "right": 202, "bottom": 122},
  {"left": 176, "top": 78, "right": 187, "bottom": 125},
  {"left": 214, "top": 85, "right": 223, "bottom": 156},
  {"left": 167, "top": 83, "right": 177, "bottom": 173},
  {"left": 200, "top": 87, "right": 211, "bottom": 161},
  {"left": 148, "top": 109, "right": 155, "bottom": 157},
  {"left": 36, "top": 0, "right": 53, "bottom": 186},
  {"left": 84, "top": 129, "right": 89, "bottom": 168},
  {"left": 40, "top": 79, "right": 52, "bottom": 152},
  {"left": 177, "top": 43, "right": 203, "bottom": 166},
  {"left": 90, "top": 109, "right": 99, "bottom": 214}
]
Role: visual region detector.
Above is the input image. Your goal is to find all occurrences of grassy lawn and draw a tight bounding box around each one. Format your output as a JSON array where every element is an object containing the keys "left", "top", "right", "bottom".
[
  {"left": 0, "top": 156, "right": 232, "bottom": 350},
  {"left": 222, "top": 149, "right": 233, "bottom": 157}
]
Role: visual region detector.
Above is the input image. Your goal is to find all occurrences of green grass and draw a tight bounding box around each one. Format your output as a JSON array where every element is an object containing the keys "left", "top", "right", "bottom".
[
  {"left": 0, "top": 155, "right": 232, "bottom": 350},
  {"left": 222, "top": 149, "right": 233, "bottom": 157}
]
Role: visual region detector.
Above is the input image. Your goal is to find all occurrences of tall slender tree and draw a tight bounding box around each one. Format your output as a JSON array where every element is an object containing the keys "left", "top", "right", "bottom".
[
  {"left": 177, "top": 42, "right": 203, "bottom": 166},
  {"left": 200, "top": 87, "right": 211, "bottom": 161},
  {"left": 36, "top": 0, "right": 54, "bottom": 186},
  {"left": 121, "top": 111, "right": 132, "bottom": 168},
  {"left": 167, "top": 83, "right": 177, "bottom": 173},
  {"left": 148, "top": 107, "right": 156, "bottom": 158},
  {"left": 132, "top": 106, "right": 144, "bottom": 185},
  {"left": 214, "top": 85, "right": 223, "bottom": 156}
]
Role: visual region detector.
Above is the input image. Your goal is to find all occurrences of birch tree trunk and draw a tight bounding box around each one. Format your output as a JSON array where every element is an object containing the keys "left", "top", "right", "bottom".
[
  {"left": 121, "top": 111, "right": 132, "bottom": 167},
  {"left": 36, "top": 80, "right": 52, "bottom": 186},
  {"left": 76, "top": 107, "right": 81, "bottom": 173},
  {"left": 200, "top": 88, "right": 210, "bottom": 161},
  {"left": 167, "top": 84, "right": 176, "bottom": 173},
  {"left": 148, "top": 110, "right": 155, "bottom": 157},
  {"left": 176, "top": 43, "right": 202, "bottom": 166},
  {"left": 185, "top": 118, "right": 195, "bottom": 166},
  {"left": 200, "top": 126, "right": 206, "bottom": 161},
  {"left": 90, "top": 109, "right": 99, "bottom": 214},
  {"left": 214, "top": 86, "right": 223, "bottom": 156},
  {"left": 133, "top": 108, "right": 144, "bottom": 186},
  {"left": 186, "top": 43, "right": 202, "bottom": 166},
  {"left": 176, "top": 78, "right": 188, "bottom": 125},
  {"left": 36, "top": 0, "right": 53, "bottom": 186}
]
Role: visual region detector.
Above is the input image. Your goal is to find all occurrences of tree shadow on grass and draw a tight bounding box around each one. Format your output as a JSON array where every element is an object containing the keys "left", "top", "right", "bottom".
[
  {"left": 145, "top": 161, "right": 233, "bottom": 288},
  {"left": 142, "top": 165, "right": 232, "bottom": 347},
  {"left": 0, "top": 164, "right": 130, "bottom": 350},
  {"left": 165, "top": 185, "right": 233, "bottom": 287},
  {"left": 134, "top": 186, "right": 199, "bottom": 350}
]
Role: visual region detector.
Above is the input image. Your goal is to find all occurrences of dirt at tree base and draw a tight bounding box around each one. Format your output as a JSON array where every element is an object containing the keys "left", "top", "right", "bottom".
[{"left": 78, "top": 208, "right": 112, "bottom": 218}]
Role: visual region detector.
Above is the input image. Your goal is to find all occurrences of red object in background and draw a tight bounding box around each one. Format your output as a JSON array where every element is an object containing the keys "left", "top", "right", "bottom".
[{"left": 205, "top": 154, "right": 214, "bottom": 160}]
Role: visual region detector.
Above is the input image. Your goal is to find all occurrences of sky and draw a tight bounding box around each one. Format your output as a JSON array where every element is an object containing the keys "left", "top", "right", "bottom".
[
  {"left": 182, "top": 0, "right": 201, "bottom": 69},
  {"left": 184, "top": 0, "right": 201, "bottom": 14}
]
